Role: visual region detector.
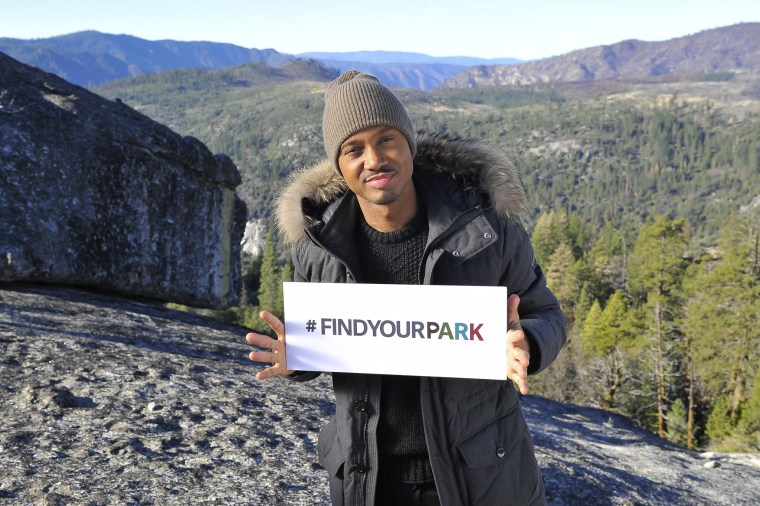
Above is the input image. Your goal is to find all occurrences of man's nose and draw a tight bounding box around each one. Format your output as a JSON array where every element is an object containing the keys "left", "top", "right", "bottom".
[{"left": 363, "top": 146, "right": 385, "bottom": 169}]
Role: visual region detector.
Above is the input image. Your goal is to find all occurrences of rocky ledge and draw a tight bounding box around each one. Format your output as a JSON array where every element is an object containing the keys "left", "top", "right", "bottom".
[
  {"left": 0, "top": 52, "right": 246, "bottom": 308},
  {"left": 1, "top": 284, "right": 758, "bottom": 505}
]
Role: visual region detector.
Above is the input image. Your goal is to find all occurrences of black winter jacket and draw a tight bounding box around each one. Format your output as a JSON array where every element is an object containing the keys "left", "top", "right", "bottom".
[{"left": 276, "top": 132, "right": 566, "bottom": 506}]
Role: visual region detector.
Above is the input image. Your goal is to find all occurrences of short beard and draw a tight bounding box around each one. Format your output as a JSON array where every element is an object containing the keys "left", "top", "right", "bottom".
[{"left": 369, "top": 191, "right": 401, "bottom": 206}]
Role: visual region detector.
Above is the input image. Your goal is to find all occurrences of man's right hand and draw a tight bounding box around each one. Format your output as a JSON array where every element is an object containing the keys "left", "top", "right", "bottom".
[
  {"left": 246, "top": 311, "right": 295, "bottom": 380},
  {"left": 506, "top": 294, "right": 530, "bottom": 395}
]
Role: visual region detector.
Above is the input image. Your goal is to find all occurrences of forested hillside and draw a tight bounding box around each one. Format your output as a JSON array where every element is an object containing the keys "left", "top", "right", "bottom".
[
  {"left": 95, "top": 63, "right": 760, "bottom": 453},
  {"left": 97, "top": 64, "right": 760, "bottom": 239},
  {"left": 411, "top": 88, "right": 760, "bottom": 239}
]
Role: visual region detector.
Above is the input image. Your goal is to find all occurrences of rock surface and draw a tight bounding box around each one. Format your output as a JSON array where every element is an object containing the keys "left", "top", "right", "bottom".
[
  {"left": 1, "top": 284, "right": 759, "bottom": 505},
  {"left": 240, "top": 219, "right": 267, "bottom": 257},
  {"left": 0, "top": 52, "right": 246, "bottom": 308}
]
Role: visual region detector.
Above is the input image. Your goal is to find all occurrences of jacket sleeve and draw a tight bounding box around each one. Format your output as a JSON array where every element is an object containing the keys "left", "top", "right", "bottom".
[{"left": 500, "top": 220, "right": 567, "bottom": 375}]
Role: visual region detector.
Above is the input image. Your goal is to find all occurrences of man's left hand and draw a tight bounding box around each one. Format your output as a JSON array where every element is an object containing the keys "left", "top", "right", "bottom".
[{"left": 507, "top": 294, "right": 530, "bottom": 395}]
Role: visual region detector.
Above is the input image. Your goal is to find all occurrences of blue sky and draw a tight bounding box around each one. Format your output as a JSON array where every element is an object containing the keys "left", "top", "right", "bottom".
[{"left": 2, "top": 0, "right": 759, "bottom": 60}]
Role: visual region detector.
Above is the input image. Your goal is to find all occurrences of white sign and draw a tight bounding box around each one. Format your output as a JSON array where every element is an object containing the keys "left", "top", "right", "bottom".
[{"left": 283, "top": 282, "right": 507, "bottom": 380}]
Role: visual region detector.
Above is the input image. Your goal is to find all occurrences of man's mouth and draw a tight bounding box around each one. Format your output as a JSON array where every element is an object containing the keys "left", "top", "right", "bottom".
[{"left": 365, "top": 171, "right": 395, "bottom": 189}]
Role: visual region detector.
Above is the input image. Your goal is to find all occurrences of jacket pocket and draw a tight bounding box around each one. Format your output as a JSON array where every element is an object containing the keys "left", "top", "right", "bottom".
[
  {"left": 455, "top": 406, "right": 544, "bottom": 505},
  {"left": 318, "top": 416, "right": 345, "bottom": 477}
]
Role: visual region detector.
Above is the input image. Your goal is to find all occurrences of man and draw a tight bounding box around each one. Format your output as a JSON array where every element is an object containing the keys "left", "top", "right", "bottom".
[{"left": 246, "top": 70, "right": 566, "bottom": 506}]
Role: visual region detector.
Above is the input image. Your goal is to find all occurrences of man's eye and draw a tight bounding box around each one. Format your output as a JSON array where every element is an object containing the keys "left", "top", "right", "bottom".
[{"left": 380, "top": 136, "right": 394, "bottom": 144}]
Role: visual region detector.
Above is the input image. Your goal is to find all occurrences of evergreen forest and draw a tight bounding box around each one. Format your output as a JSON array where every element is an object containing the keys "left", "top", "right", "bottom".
[{"left": 97, "top": 63, "right": 760, "bottom": 453}]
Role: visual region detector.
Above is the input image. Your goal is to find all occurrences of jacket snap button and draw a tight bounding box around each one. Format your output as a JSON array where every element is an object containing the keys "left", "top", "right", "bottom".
[
  {"left": 355, "top": 400, "right": 368, "bottom": 412},
  {"left": 496, "top": 447, "right": 507, "bottom": 459},
  {"left": 484, "top": 232, "right": 493, "bottom": 239},
  {"left": 452, "top": 250, "right": 461, "bottom": 257}
]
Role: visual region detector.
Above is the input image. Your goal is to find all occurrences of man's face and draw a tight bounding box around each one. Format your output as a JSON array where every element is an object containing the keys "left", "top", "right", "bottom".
[{"left": 337, "top": 125, "right": 414, "bottom": 208}]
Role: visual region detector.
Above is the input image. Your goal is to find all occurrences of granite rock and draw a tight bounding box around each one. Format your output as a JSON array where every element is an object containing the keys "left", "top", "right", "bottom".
[
  {"left": 1, "top": 284, "right": 759, "bottom": 505},
  {"left": 0, "top": 52, "right": 246, "bottom": 308},
  {"left": 240, "top": 219, "right": 267, "bottom": 257}
]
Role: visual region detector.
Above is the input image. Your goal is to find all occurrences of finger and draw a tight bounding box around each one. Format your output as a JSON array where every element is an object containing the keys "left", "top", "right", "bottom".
[
  {"left": 246, "top": 332, "right": 275, "bottom": 348},
  {"left": 514, "top": 375, "right": 529, "bottom": 395},
  {"left": 508, "top": 361, "right": 529, "bottom": 394},
  {"left": 508, "top": 346, "right": 528, "bottom": 374},
  {"left": 256, "top": 366, "right": 280, "bottom": 381},
  {"left": 511, "top": 350, "right": 530, "bottom": 375},
  {"left": 248, "top": 350, "right": 277, "bottom": 364},
  {"left": 507, "top": 294, "right": 521, "bottom": 330},
  {"left": 260, "top": 311, "right": 285, "bottom": 338},
  {"left": 507, "top": 328, "right": 528, "bottom": 345}
]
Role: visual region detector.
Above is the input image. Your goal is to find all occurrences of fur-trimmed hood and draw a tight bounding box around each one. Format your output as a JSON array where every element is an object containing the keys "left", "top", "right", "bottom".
[{"left": 276, "top": 131, "right": 530, "bottom": 243}]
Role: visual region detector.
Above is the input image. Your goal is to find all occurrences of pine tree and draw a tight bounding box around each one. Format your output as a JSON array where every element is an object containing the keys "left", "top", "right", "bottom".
[
  {"left": 628, "top": 216, "right": 689, "bottom": 438},
  {"left": 581, "top": 300, "right": 605, "bottom": 356},
  {"left": 589, "top": 223, "right": 628, "bottom": 294},
  {"left": 580, "top": 290, "right": 637, "bottom": 411},
  {"left": 564, "top": 259, "right": 587, "bottom": 326},
  {"left": 276, "top": 259, "right": 294, "bottom": 318},
  {"left": 545, "top": 243, "right": 579, "bottom": 324},
  {"left": 598, "top": 290, "right": 635, "bottom": 352},
  {"left": 683, "top": 211, "right": 760, "bottom": 447},
  {"left": 242, "top": 254, "right": 262, "bottom": 306},
  {"left": 531, "top": 212, "right": 560, "bottom": 267},
  {"left": 530, "top": 209, "right": 589, "bottom": 269},
  {"left": 667, "top": 398, "right": 689, "bottom": 446},
  {"left": 546, "top": 242, "right": 573, "bottom": 293},
  {"left": 706, "top": 395, "right": 737, "bottom": 446},
  {"left": 257, "top": 228, "right": 282, "bottom": 318},
  {"left": 575, "top": 282, "right": 596, "bottom": 328},
  {"left": 739, "top": 369, "right": 760, "bottom": 449},
  {"left": 681, "top": 310, "right": 697, "bottom": 450}
]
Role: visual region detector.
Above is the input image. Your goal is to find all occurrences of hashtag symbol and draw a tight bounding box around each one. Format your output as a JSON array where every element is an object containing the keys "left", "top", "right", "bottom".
[{"left": 306, "top": 320, "right": 317, "bottom": 333}]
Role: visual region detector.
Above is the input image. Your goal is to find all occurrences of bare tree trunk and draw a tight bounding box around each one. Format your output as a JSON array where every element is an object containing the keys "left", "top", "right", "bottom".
[
  {"left": 730, "top": 333, "right": 749, "bottom": 421},
  {"left": 685, "top": 334, "right": 695, "bottom": 450},
  {"left": 655, "top": 299, "right": 667, "bottom": 439},
  {"left": 603, "top": 372, "right": 621, "bottom": 411},
  {"left": 602, "top": 351, "right": 623, "bottom": 411},
  {"left": 750, "top": 224, "right": 759, "bottom": 281}
]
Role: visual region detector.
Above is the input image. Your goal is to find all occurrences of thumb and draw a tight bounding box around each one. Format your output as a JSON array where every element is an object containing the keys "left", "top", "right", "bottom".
[{"left": 507, "top": 294, "right": 521, "bottom": 330}]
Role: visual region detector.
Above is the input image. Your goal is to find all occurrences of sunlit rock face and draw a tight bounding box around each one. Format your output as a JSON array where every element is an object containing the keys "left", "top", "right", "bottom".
[{"left": 0, "top": 52, "right": 246, "bottom": 308}]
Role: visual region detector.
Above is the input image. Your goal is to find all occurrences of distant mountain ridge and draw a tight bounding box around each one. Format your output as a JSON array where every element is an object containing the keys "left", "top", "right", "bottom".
[
  {"left": 296, "top": 52, "right": 522, "bottom": 91},
  {"left": 303, "top": 60, "right": 469, "bottom": 90},
  {"left": 440, "top": 23, "right": 760, "bottom": 89},
  {"left": 299, "top": 50, "right": 521, "bottom": 66},
  {"left": 0, "top": 31, "right": 293, "bottom": 87},
  {"left": 3, "top": 24, "right": 760, "bottom": 92},
  {"left": 0, "top": 31, "right": 520, "bottom": 90}
]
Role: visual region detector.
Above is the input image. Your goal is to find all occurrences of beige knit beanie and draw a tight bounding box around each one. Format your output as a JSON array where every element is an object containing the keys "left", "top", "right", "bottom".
[{"left": 322, "top": 70, "right": 416, "bottom": 171}]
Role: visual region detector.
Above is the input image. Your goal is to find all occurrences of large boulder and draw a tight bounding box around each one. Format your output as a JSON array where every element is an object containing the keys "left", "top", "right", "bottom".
[{"left": 0, "top": 52, "right": 246, "bottom": 307}]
